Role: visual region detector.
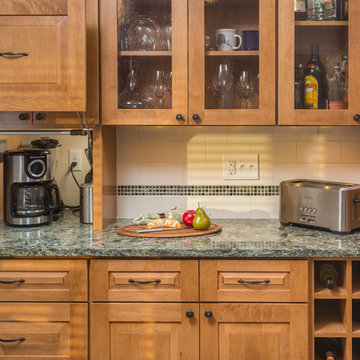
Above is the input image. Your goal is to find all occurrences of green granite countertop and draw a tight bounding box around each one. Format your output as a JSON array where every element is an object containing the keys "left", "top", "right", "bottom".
[{"left": 0, "top": 210, "right": 359, "bottom": 258}]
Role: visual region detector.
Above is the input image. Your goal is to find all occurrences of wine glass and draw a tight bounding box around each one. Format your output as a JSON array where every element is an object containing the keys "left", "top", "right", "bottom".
[
  {"left": 150, "top": 70, "right": 168, "bottom": 108},
  {"left": 211, "top": 64, "right": 233, "bottom": 109},
  {"left": 236, "top": 71, "right": 254, "bottom": 109}
]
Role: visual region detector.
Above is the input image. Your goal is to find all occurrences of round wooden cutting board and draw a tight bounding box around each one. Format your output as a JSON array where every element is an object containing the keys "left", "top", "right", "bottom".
[{"left": 117, "top": 224, "right": 222, "bottom": 238}]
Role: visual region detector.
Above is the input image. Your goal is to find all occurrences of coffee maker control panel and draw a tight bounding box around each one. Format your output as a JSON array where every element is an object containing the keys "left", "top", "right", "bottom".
[{"left": 25, "top": 154, "right": 47, "bottom": 179}]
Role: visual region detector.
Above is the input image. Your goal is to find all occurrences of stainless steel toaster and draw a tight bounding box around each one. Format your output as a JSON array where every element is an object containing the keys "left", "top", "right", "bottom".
[{"left": 280, "top": 179, "right": 360, "bottom": 234}]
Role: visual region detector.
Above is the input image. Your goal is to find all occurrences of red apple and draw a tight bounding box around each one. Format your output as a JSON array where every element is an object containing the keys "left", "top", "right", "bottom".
[{"left": 182, "top": 210, "right": 196, "bottom": 227}]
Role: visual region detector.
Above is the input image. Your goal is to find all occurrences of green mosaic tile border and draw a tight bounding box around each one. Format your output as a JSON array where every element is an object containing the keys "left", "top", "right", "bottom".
[{"left": 118, "top": 185, "right": 279, "bottom": 196}]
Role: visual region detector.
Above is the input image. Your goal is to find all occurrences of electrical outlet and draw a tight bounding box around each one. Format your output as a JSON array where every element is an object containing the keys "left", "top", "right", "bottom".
[
  {"left": 223, "top": 154, "right": 259, "bottom": 180},
  {"left": 68, "top": 149, "right": 82, "bottom": 171}
]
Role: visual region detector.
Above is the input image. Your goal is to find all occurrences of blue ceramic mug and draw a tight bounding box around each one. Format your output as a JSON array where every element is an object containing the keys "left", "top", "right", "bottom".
[{"left": 242, "top": 30, "right": 259, "bottom": 51}]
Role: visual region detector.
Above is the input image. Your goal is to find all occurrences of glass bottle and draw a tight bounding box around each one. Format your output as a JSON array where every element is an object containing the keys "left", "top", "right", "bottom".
[
  {"left": 324, "top": 0, "right": 337, "bottom": 20},
  {"left": 340, "top": 55, "right": 348, "bottom": 107},
  {"left": 343, "top": 0, "right": 349, "bottom": 20},
  {"left": 328, "top": 62, "right": 346, "bottom": 109},
  {"left": 295, "top": 0, "right": 307, "bottom": 20},
  {"left": 307, "top": 0, "right": 325, "bottom": 20},
  {"left": 127, "top": 15, "right": 157, "bottom": 51},
  {"left": 304, "top": 43, "right": 327, "bottom": 109},
  {"left": 319, "top": 263, "right": 339, "bottom": 289},
  {"left": 295, "top": 64, "right": 304, "bottom": 109}
]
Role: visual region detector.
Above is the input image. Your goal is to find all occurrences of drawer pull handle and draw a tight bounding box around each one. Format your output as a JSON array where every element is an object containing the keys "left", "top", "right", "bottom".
[
  {"left": 237, "top": 279, "right": 271, "bottom": 285},
  {"left": 0, "top": 279, "right": 25, "bottom": 284},
  {"left": 128, "top": 279, "right": 161, "bottom": 285},
  {"left": 204, "top": 310, "right": 213, "bottom": 318},
  {"left": 0, "top": 52, "right": 29, "bottom": 57},
  {"left": 186, "top": 310, "right": 194, "bottom": 319},
  {"left": 0, "top": 337, "right": 26, "bottom": 343}
]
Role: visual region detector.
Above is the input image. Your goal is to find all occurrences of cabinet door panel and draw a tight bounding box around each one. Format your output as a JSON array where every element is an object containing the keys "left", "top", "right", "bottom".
[
  {"left": 0, "top": 0, "right": 67, "bottom": 15},
  {"left": 101, "top": 0, "right": 188, "bottom": 125},
  {"left": 0, "top": 303, "right": 87, "bottom": 359},
  {"left": 279, "top": 0, "right": 360, "bottom": 125},
  {"left": 189, "top": 0, "right": 276, "bottom": 125},
  {"left": 91, "top": 303, "right": 199, "bottom": 360},
  {"left": 0, "top": 0, "right": 86, "bottom": 112},
  {"left": 201, "top": 303, "right": 308, "bottom": 360}
]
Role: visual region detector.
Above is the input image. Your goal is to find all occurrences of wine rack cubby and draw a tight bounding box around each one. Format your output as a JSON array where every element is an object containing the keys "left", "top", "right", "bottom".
[{"left": 312, "top": 260, "right": 360, "bottom": 359}]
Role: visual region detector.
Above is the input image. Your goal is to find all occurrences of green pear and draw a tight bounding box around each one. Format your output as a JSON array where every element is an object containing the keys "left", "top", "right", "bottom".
[{"left": 193, "top": 206, "right": 211, "bottom": 230}]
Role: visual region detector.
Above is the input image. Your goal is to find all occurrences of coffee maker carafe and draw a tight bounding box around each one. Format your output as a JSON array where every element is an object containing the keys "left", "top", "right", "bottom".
[{"left": 4, "top": 149, "right": 61, "bottom": 226}]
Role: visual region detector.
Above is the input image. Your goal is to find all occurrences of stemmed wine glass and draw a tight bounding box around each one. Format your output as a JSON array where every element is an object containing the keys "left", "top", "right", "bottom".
[
  {"left": 236, "top": 71, "right": 254, "bottom": 109},
  {"left": 211, "top": 64, "right": 233, "bottom": 109},
  {"left": 150, "top": 70, "right": 168, "bottom": 108}
]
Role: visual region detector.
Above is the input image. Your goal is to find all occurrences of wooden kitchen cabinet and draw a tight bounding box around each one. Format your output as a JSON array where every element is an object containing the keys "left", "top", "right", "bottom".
[
  {"left": 100, "top": 0, "right": 276, "bottom": 126},
  {"left": 279, "top": 0, "right": 360, "bottom": 125},
  {"left": 200, "top": 303, "right": 308, "bottom": 360},
  {"left": 0, "top": 302, "right": 87, "bottom": 359},
  {"left": 91, "top": 303, "right": 199, "bottom": 360},
  {"left": 0, "top": 0, "right": 86, "bottom": 112}
]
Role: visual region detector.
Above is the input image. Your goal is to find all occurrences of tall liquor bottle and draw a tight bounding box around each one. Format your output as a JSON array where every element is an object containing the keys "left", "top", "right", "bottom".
[
  {"left": 319, "top": 263, "right": 339, "bottom": 289},
  {"left": 295, "top": 0, "right": 307, "bottom": 20},
  {"left": 304, "top": 43, "right": 327, "bottom": 109}
]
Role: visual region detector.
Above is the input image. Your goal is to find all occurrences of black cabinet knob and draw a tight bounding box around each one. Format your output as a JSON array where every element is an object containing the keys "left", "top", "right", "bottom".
[
  {"left": 192, "top": 114, "right": 200, "bottom": 122},
  {"left": 204, "top": 310, "right": 213, "bottom": 318},
  {"left": 35, "top": 113, "right": 45, "bottom": 121},
  {"left": 176, "top": 114, "right": 184, "bottom": 122},
  {"left": 354, "top": 114, "right": 360, "bottom": 123},
  {"left": 186, "top": 310, "right": 194, "bottom": 319},
  {"left": 18, "top": 113, "right": 29, "bottom": 121}
]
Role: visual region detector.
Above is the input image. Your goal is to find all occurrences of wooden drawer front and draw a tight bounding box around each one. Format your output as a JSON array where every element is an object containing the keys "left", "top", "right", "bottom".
[
  {"left": 0, "top": 303, "right": 87, "bottom": 359},
  {"left": 0, "top": 260, "right": 87, "bottom": 301},
  {"left": 90, "top": 260, "right": 199, "bottom": 302},
  {"left": 0, "top": 0, "right": 67, "bottom": 15},
  {"left": 200, "top": 260, "right": 308, "bottom": 302}
]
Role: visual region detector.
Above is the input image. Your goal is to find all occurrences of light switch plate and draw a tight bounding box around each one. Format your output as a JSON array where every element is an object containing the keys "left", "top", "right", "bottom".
[{"left": 223, "top": 154, "right": 259, "bottom": 180}]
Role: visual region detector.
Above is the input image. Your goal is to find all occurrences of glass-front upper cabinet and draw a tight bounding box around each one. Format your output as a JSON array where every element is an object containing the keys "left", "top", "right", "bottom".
[
  {"left": 188, "top": 0, "right": 276, "bottom": 125},
  {"left": 100, "top": 0, "right": 187, "bottom": 125},
  {"left": 279, "top": 0, "right": 360, "bottom": 125}
]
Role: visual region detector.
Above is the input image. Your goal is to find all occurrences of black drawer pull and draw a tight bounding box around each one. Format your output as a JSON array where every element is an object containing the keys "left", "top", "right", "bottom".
[
  {"left": 0, "top": 52, "right": 29, "bottom": 57},
  {"left": 237, "top": 279, "right": 270, "bottom": 285},
  {"left": 0, "top": 337, "right": 26, "bottom": 343},
  {"left": 128, "top": 279, "right": 161, "bottom": 285},
  {"left": 0, "top": 279, "right": 25, "bottom": 284}
]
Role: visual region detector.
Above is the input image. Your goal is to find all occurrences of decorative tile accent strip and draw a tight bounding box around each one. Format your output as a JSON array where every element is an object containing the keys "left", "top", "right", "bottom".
[{"left": 118, "top": 185, "right": 279, "bottom": 196}]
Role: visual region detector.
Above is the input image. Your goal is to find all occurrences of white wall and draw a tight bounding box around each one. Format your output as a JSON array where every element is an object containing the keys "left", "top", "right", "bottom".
[{"left": 117, "top": 126, "right": 360, "bottom": 219}]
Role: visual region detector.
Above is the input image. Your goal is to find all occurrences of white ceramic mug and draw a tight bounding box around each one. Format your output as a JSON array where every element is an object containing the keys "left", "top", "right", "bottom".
[{"left": 216, "top": 29, "right": 242, "bottom": 51}]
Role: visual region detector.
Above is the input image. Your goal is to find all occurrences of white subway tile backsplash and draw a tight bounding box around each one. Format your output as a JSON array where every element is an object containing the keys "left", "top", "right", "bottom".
[
  {"left": 274, "top": 164, "right": 319, "bottom": 184},
  {"left": 206, "top": 196, "right": 252, "bottom": 219},
  {"left": 319, "top": 164, "right": 360, "bottom": 183},
  {"left": 273, "top": 126, "right": 318, "bottom": 141},
  {"left": 139, "top": 164, "right": 185, "bottom": 185},
  {"left": 161, "top": 141, "right": 187, "bottom": 163},
  {"left": 116, "top": 126, "right": 360, "bottom": 219},
  {"left": 342, "top": 142, "right": 360, "bottom": 164},
  {"left": 319, "top": 126, "right": 360, "bottom": 141},
  {"left": 297, "top": 141, "right": 342, "bottom": 164},
  {"left": 251, "top": 196, "right": 279, "bottom": 219}
]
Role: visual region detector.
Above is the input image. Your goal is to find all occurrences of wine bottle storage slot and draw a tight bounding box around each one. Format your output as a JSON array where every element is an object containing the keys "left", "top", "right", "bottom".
[
  {"left": 352, "top": 262, "right": 360, "bottom": 298},
  {"left": 353, "top": 300, "right": 360, "bottom": 336},
  {"left": 315, "top": 261, "right": 347, "bottom": 298},
  {"left": 353, "top": 339, "right": 360, "bottom": 360},
  {"left": 315, "top": 299, "right": 347, "bottom": 337},
  {"left": 315, "top": 338, "right": 346, "bottom": 360}
]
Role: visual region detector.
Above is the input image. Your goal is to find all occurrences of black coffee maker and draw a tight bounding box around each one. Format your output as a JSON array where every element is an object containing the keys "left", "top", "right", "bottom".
[{"left": 3, "top": 149, "right": 62, "bottom": 226}]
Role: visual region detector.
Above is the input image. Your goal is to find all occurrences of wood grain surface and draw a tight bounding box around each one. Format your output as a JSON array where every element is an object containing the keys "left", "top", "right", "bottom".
[{"left": 117, "top": 224, "right": 222, "bottom": 238}]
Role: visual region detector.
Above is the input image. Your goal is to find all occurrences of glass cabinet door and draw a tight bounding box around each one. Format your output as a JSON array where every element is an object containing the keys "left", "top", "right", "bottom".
[
  {"left": 101, "top": 0, "right": 187, "bottom": 125},
  {"left": 279, "top": 0, "right": 360, "bottom": 125},
  {"left": 189, "top": 0, "right": 276, "bottom": 125}
]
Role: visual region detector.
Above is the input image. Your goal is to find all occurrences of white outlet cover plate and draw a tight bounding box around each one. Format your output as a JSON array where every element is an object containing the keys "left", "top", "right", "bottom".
[
  {"left": 223, "top": 154, "right": 259, "bottom": 180},
  {"left": 68, "top": 149, "right": 82, "bottom": 171}
]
